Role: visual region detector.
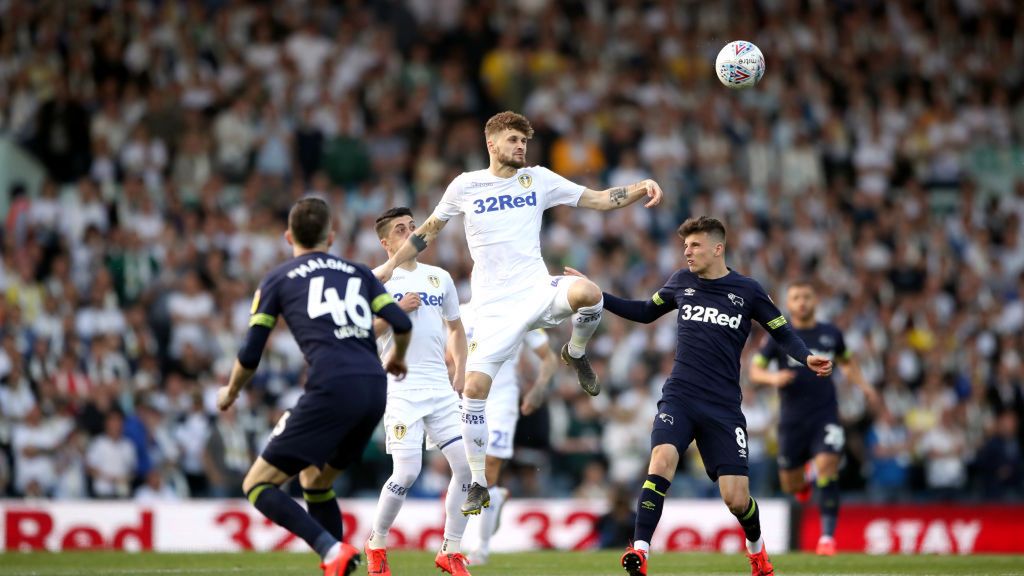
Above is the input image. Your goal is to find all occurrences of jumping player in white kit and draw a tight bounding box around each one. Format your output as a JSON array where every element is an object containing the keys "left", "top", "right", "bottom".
[
  {"left": 368, "top": 207, "right": 473, "bottom": 576},
  {"left": 375, "top": 110, "right": 664, "bottom": 515},
  {"left": 458, "top": 305, "right": 557, "bottom": 565}
]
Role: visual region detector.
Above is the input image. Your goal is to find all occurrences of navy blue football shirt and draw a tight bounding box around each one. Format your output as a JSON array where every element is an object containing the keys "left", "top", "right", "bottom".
[
  {"left": 754, "top": 322, "right": 848, "bottom": 424},
  {"left": 241, "top": 252, "right": 400, "bottom": 378},
  {"left": 604, "top": 269, "right": 812, "bottom": 408}
]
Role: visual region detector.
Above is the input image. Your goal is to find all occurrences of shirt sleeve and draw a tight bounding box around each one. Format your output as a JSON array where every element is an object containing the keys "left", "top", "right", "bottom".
[
  {"left": 360, "top": 265, "right": 397, "bottom": 316},
  {"left": 751, "top": 280, "right": 812, "bottom": 367},
  {"left": 535, "top": 166, "right": 585, "bottom": 209},
  {"left": 248, "top": 274, "right": 282, "bottom": 330},
  {"left": 750, "top": 281, "right": 785, "bottom": 330},
  {"left": 441, "top": 271, "right": 461, "bottom": 322},
  {"left": 237, "top": 273, "right": 282, "bottom": 368},
  {"left": 603, "top": 272, "right": 680, "bottom": 323},
  {"left": 432, "top": 175, "right": 465, "bottom": 221},
  {"left": 835, "top": 326, "right": 852, "bottom": 362}
]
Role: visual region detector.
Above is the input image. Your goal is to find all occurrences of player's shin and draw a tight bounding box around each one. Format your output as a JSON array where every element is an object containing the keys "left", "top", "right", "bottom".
[
  {"left": 461, "top": 397, "right": 489, "bottom": 486},
  {"left": 369, "top": 451, "right": 422, "bottom": 549},
  {"left": 568, "top": 298, "right": 603, "bottom": 358},
  {"left": 478, "top": 483, "right": 506, "bottom": 552},
  {"left": 734, "top": 496, "right": 763, "bottom": 553},
  {"left": 248, "top": 482, "right": 337, "bottom": 559},
  {"left": 634, "top": 474, "right": 671, "bottom": 553},
  {"left": 303, "top": 487, "right": 343, "bottom": 540},
  {"left": 816, "top": 475, "right": 840, "bottom": 538},
  {"left": 441, "top": 442, "right": 471, "bottom": 553}
]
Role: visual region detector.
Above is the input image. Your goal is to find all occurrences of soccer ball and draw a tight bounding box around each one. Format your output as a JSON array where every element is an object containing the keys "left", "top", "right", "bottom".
[{"left": 715, "top": 41, "right": 765, "bottom": 89}]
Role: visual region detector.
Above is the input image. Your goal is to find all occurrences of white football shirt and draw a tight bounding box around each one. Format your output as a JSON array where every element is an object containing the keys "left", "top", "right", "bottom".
[
  {"left": 432, "top": 166, "right": 585, "bottom": 305},
  {"left": 377, "top": 262, "right": 461, "bottom": 390}
]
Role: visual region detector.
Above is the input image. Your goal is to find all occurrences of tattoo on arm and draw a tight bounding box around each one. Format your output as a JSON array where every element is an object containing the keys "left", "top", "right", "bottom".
[
  {"left": 410, "top": 232, "right": 428, "bottom": 253},
  {"left": 609, "top": 186, "right": 628, "bottom": 206}
]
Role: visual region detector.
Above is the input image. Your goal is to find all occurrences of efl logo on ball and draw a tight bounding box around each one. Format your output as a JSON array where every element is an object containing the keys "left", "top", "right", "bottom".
[{"left": 715, "top": 40, "right": 765, "bottom": 89}]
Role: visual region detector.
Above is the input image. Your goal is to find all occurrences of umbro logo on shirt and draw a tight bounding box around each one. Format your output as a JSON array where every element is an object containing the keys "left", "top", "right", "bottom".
[{"left": 683, "top": 288, "right": 696, "bottom": 296}]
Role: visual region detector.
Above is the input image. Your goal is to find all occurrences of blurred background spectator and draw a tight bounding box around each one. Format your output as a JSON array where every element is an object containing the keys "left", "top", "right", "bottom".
[{"left": 0, "top": 0, "right": 1022, "bottom": 508}]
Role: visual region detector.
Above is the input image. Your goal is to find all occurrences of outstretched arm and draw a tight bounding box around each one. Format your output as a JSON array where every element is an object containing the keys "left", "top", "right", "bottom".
[
  {"left": 564, "top": 266, "right": 676, "bottom": 323},
  {"left": 374, "top": 215, "right": 449, "bottom": 282},
  {"left": 576, "top": 179, "right": 663, "bottom": 211},
  {"left": 765, "top": 321, "right": 832, "bottom": 377}
]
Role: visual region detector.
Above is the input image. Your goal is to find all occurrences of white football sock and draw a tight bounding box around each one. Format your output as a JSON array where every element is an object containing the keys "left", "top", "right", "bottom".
[
  {"left": 442, "top": 441, "right": 471, "bottom": 543},
  {"left": 461, "top": 397, "right": 488, "bottom": 485},
  {"left": 568, "top": 298, "right": 603, "bottom": 358},
  {"left": 478, "top": 484, "right": 506, "bottom": 552},
  {"left": 370, "top": 450, "right": 422, "bottom": 549},
  {"left": 747, "top": 535, "right": 764, "bottom": 554}
]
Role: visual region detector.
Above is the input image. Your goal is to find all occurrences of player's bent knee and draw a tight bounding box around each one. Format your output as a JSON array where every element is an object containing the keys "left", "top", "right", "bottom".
[
  {"left": 568, "top": 279, "right": 602, "bottom": 308},
  {"left": 298, "top": 466, "right": 335, "bottom": 490}
]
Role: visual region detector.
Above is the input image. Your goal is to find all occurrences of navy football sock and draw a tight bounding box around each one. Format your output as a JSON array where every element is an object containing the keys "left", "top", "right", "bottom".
[
  {"left": 304, "top": 487, "right": 344, "bottom": 540},
  {"left": 817, "top": 476, "right": 840, "bottom": 538},
  {"left": 734, "top": 496, "right": 762, "bottom": 543},
  {"left": 249, "top": 483, "right": 336, "bottom": 559},
  {"left": 634, "top": 474, "right": 671, "bottom": 544}
]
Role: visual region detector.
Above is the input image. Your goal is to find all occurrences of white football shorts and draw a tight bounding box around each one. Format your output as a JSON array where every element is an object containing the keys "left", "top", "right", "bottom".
[
  {"left": 466, "top": 275, "right": 578, "bottom": 378},
  {"left": 383, "top": 388, "right": 462, "bottom": 454}
]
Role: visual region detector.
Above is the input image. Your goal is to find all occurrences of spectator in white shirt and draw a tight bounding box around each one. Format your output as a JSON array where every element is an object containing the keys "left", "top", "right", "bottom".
[{"left": 85, "top": 410, "right": 137, "bottom": 498}]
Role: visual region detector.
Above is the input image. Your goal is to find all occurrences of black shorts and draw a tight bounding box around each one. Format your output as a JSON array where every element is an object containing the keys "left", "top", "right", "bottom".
[
  {"left": 261, "top": 373, "right": 386, "bottom": 477},
  {"left": 777, "top": 411, "right": 843, "bottom": 471},
  {"left": 651, "top": 392, "right": 748, "bottom": 482}
]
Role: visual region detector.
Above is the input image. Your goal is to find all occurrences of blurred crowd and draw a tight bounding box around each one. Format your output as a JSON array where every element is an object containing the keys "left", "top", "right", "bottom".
[{"left": 1, "top": 0, "right": 1023, "bottom": 505}]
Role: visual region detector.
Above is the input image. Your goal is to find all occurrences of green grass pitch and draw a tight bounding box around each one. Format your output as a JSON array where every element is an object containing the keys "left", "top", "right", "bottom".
[{"left": 1, "top": 551, "right": 1022, "bottom": 575}]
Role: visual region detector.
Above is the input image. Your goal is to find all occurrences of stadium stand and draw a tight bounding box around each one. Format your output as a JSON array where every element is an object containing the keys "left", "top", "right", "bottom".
[{"left": 0, "top": 0, "right": 1021, "bottom": 506}]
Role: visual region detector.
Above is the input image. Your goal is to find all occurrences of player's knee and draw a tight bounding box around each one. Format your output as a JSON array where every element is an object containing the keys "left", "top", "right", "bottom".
[
  {"left": 391, "top": 456, "right": 423, "bottom": 488},
  {"left": 570, "top": 279, "right": 602, "bottom": 308},
  {"left": 721, "top": 487, "right": 750, "bottom": 514},
  {"left": 464, "top": 380, "right": 490, "bottom": 399},
  {"left": 241, "top": 471, "right": 271, "bottom": 495},
  {"left": 648, "top": 445, "right": 679, "bottom": 477}
]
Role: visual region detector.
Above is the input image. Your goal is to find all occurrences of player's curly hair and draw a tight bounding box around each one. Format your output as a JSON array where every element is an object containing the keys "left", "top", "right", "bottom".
[
  {"left": 374, "top": 206, "right": 414, "bottom": 239},
  {"left": 677, "top": 216, "right": 727, "bottom": 244},
  {"left": 484, "top": 111, "right": 534, "bottom": 139},
  {"left": 288, "top": 197, "right": 331, "bottom": 248}
]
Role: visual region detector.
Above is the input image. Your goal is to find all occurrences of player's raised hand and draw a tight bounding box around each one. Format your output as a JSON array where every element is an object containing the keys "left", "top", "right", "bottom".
[
  {"left": 563, "top": 266, "right": 590, "bottom": 280},
  {"left": 385, "top": 357, "right": 408, "bottom": 380},
  {"left": 398, "top": 292, "right": 422, "bottom": 312},
  {"left": 642, "top": 179, "right": 664, "bottom": 208},
  {"left": 806, "top": 355, "right": 833, "bottom": 377},
  {"left": 216, "top": 385, "right": 238, "bottom": 411}
]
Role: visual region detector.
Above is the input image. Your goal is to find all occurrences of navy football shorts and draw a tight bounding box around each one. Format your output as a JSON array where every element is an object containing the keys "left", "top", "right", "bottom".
[
  {"left": 776, "top": 411, "right": 843, "bottom": 471},
  {"left": 651, "top": 392, "right": 749, "bottom": 481},
  {"left": 261, "top": 373, "right": 386, "bottom": 476}
]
